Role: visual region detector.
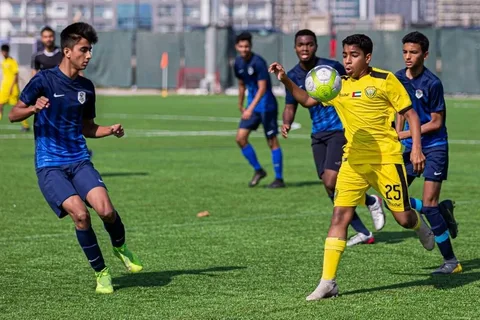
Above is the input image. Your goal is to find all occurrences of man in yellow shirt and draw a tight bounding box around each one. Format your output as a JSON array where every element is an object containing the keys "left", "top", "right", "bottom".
[
  {"left": 1, "top": 44, "right": 29, "bottom": 130},
  {"left": 270, "top": 34, "right": 436, "bottom": 300}
]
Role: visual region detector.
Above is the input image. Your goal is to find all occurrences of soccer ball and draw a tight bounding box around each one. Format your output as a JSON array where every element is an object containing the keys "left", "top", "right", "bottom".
[{"left": 304, "top": 65, "right": 342, "bottom": 103}]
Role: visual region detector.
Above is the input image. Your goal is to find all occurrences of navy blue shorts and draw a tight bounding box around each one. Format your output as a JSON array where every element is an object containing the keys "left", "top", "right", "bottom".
[
  {"left": 311, "top": 131, "right": 346, "bottom": 178},
  {"left": 403, "top": 144, "right": 449, "bottom": 182},
  {"left": 239, "top": 110, "right": 278, "bottom": 138},
  {"left": 36, "top": 160, "right": 106, "bottom": 218}
]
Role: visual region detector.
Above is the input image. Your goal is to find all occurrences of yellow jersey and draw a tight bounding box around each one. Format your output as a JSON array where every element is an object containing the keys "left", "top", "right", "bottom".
[
  {"left": 1, "top": 56, "right": 19, "bottom": 90},
  {"left": 329, "top": 67, "right": 412, "bottom": 164}
]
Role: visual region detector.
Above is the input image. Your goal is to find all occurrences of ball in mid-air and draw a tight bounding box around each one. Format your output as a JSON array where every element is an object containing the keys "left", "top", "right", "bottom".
[{"left": 304, "top": 65, "right": 342, "bottom": 103}]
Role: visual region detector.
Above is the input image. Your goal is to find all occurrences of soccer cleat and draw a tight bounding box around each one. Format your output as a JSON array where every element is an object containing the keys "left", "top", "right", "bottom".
[
  {"left": 432, "top": 261, "right": 463, "bottom": 275},
  {"left": 415, "top": 214, "right": 435, "bottom": 251},
  {"left": 113, "top": 244, "right": 143, "bottom": 273},
  {"left": 347, "top": 232, "right": 375, "bottom": 247},
  {"left": 267, "top": 179, "right": 286, "bottom": 188},
  {"left": 95, "top": 267, "right": 114, "bottom": 294},
  {"left": 439, "top": 200, "right": 458, "bottom": 239},
  {"left": 248, "top": 169, "right": 267, "bottom": 187},
  {"left": 367, "top": 195, "right": 386, "bottom": 231},
  {"left": 306, "top": 279, "right": 339, "bottom": 301}
]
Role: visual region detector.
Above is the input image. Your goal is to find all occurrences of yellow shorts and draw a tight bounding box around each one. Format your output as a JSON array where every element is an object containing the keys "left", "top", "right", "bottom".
[
  {"left": 0, "top": 89, "right": 19, "bottom": 106},
  {"left": 334, "top": 161, "right": 411, "bottom": 212}
]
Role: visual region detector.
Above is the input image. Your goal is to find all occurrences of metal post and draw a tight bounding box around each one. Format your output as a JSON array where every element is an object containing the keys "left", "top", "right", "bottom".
[{"left": 203, "top": 0, "right": 218, "bottom": 94}]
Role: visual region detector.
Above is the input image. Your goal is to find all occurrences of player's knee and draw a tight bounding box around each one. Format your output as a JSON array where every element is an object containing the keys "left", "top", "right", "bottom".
[
  {"left": 330, "top": 209, "right": 350, "bottom": 228},
  {"left": 267, "top": 136, "right": 279, "bottom": 149},
  {"left": 322, "top": 177, "right": 336, "bottom": 193},
  {"left": 71, "top": 210, "right": 91, "bottom": 229},
  {"left": 394, "top": 210, "right": 416, "bottom": 229},
  {"left": 236, "top": 136, "right": 248, "bottom": 147}
]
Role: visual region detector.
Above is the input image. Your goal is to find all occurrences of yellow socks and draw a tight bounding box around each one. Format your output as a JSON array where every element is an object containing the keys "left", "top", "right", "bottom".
[
  {"left": 21, "top": 120, "right": 29, "bottom": 129},
  {"left": 322, "top": 237, "right": 346, "bottom": 280},
  {"left": 412, "top": 209, "right": 422, "bottom": 231}
]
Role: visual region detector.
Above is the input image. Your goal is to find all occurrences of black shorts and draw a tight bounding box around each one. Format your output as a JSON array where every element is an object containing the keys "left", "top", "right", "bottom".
[{"left": 311, "top": 131, "right": 346, "bottom": 179}]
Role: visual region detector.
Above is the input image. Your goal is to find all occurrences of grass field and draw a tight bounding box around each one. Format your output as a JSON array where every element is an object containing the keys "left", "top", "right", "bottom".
[{"left": 1, "top": 95, "right": 480, "bottom": 320}]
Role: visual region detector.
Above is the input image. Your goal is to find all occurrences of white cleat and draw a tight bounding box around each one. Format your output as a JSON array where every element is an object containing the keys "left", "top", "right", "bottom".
[
  {"left": 347, "top": 232, "right": 375, "bottom": 247},
  {"left": 306, "top": 279, "right": 339, "bottom": 301},
  {"left": 415, "top": 214, "right": 435, "bottom": 251},
  {"left": 367, "top": 195, "right": 386, "bottom": 231}
]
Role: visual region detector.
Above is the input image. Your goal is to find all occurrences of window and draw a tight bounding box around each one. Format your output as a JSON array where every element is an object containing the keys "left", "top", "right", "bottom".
[
  {"left": 72, "top": 5, "right": 91, "bottom": 19},
  {"left": 157, "top": 5, "right": 175, "bottom": 17},
  {"left": 117, "top": 3, "right": 152, "bottom": 30},
  {"left": 11, "top": 4, "right": 22, "bottom": 17},
  {"left": 28, "top": 4, "right": 44, "bottom": 18},
  {"left": 184, "top": 5, "right": 200, "bottom": 18},
  {"left": 94, "top": 5, "right": 106, "bottom": 18},
  {"left": 156, "top": 24, "right": 175, "bottom": 33},
  {"left": 247, "top": 4, "right": 267, "bottom": 20}
]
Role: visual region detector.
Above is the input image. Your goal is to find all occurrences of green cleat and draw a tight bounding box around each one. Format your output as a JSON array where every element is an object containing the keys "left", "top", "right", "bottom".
[
  {"left": 113, "top": 244, "right": 143, "bottom": 273},
  {"left": 95, "top": 267, "right": 114, "bottom": 294}
]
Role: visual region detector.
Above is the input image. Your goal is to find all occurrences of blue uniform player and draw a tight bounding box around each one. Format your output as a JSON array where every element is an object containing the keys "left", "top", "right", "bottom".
[
  {"left": 234, "top": 32, "right": 285, "bottom": 188},
  {"left": 282, "top": 29, "right": 385, "bottom": 244},
  {"left": 9, "top": 23, "right": 143, "bottom": 293},
  {"left": 395, "top": 31, "right": 460, "bottom": 274}
]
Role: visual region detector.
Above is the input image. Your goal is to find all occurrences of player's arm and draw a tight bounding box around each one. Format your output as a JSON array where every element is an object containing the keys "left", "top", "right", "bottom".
[
  {"left": 81, "top": 86, "right": 124, "bottom": 139},
  {"left": 282, "top": 82, "right": 299, "bottom": 138},
  {"left": 237, "top": 78, "right": 246, "bottom": 112},
  {"left": 385, "top": 73, "right": 425, "bottom": 172},
  {"left": 82, "top": 119, "right": 124, "bottom": 138},
  {"left": 397, "top": 81, "right": 446, "bottom": 139},
  {"left": 9, "top": 75, "right": 46, "bottom": 122},
  {"left": 31, "top": 54, "right": 39, "bottom": 76},
  {"left": 269, "top": 62, "right": 318, "bottom": 108},
  {"left": 395, "top": 113, "right": 406, "bottom": 134}
]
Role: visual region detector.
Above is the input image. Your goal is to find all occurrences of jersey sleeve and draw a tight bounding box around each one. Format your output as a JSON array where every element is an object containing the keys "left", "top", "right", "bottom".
[
  {"left": 428, "top": 80, "right": 446, "bottom": 113},
  {"left": 255, "top": 59, "right": 269, "bottom": 81},
  {"left": 285, "top": 71, "right": 298, "bottom": 106},
  {"left": 83, "top": 82, "right": 96, "bottom": 120},
  {"left": 31, "top": 53, "right": 39, "bottom": 70},
  {"left": 11, "top": 59, "right": 19, "bottom": 75},
  {"left": 233, "top": 60, "right": 241, "bottom": 79},
  {"left": 19, "top": 74, "right": 44, "bottom": 106},
  {"left": 385, "top": 73, "right": 412, "bottom": 114}
]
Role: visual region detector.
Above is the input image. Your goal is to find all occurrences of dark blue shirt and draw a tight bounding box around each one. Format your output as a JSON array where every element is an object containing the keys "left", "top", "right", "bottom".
[
  {"left": 20, "top": 66, "right": 95, "bottom": 169},
  {"left": 234, "top": 53, "right": 277, "bottom": 113},
  {"left": 286, "top": 57, "right": 346, "bottom": 133},
  {"left": 395, "top": 67, "right": 448, "bottom": 149}
]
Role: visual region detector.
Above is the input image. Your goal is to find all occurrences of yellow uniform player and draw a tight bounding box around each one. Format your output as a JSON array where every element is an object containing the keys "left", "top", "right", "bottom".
[
  {"left": 1, "top": 44, "right": 29, "bottom": 129},
  {"left": 269, "top": 34, "right": 434, "bottom": 300}
]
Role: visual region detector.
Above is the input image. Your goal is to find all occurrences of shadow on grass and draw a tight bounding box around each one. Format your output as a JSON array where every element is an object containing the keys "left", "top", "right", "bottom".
[
  {"left": 113, "top": 266, "right": 247, "bottom": 289},
  {"left": 101, "top": 172, "right": 149, "bottom": 178},
  {"left": 373, "top": 230, "right": 416, "bottom": 245},
  {"left": 343, "top": 261, "right": 480, "bottom": 296},
  {"left": 284, "top": 181, "right": 323, "bottom": 188}
]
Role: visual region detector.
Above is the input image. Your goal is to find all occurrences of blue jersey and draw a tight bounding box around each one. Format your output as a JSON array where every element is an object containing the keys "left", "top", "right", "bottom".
[
  {"left": 234, "top": 53, "right": 277, "bottom": 113},
  {"left": 285, "top": 57, "right": 346, "bottom": 133},
  {"left": 395, "top": 67, "right": 448, "bottom": 150},
  {"left": 20, "top": 66, "right": 95, "bottom": 169}
]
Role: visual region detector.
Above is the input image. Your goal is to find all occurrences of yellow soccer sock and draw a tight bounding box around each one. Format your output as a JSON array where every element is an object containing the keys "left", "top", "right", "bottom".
[
  {"left": 21, "top": 120, "right": 29, "bottom": 129},
  {"left": 412, "top": 209, "right": 422, "bottom": 231},
  {"left": 322, "top": 237, "right": 347, "bottom": 280}
]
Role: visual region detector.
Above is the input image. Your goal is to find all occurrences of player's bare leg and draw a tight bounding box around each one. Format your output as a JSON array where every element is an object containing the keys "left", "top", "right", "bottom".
[
  {"left": 391, "top": 209, "right": 434, "bottom": 250},
  {"left": 422, "top": 181, "right": 461, "bottom": 274},
  {"left": 86, "top": 187, "right": 143, "bottom": 273},
  {"left": 306, "top": 206, "right": 354, "bottom": 301},
  {"left": 62, "top": 195, "right": 112, "bottom": 294},
  {"left": 0, "top": 103, "right": 3, "bottom": 120},
  {"left": 236, "top": 128, "right": 266, "bottom": 187},
  {"left": 266, "top": 135, "right": 285, "bottom": 188}
]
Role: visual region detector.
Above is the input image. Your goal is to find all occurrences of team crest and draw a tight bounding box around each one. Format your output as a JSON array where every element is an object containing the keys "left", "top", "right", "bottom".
[
  {"left": 364, "top": 86, "right": 377, "bottom": 98},
  {"left": 247, "top": 66, "right": 254, "bottom": 75},
  {"left": 415, "top": 89, "right": 423, "bottom": 99},
  {"left": 78, "top": 91, "right": 86, "bottom": 104}
]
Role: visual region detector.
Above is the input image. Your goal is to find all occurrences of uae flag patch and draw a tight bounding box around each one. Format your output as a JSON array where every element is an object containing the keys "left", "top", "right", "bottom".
[{"left": 352, "top": 91, "right": 362, "bottom": 98}]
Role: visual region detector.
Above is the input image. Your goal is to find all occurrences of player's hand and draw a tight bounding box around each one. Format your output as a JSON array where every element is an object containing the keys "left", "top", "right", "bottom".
[
  {"left": 110, "top": 124, "right": 124, "bottom": 138},
  {"left": 281, "top": 124, "right": 291, "bottom": 138},
  {"left": 33, "top": 96, "right": 50, "bottom": 113},
  {"left": 242, "top": 108, "right": 253, "bottom": 120},
  {"left": 397, "top": 131, "right": 407, "bottom": 140},
  {"left": 410, "top": 148, "right": 426, "bottom": 173},
  {"left": 269, "top": 62, "right": 286, "bottom": 81}
]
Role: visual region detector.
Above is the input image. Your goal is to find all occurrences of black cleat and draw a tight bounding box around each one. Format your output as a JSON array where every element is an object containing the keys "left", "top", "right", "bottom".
[
  {"left": 267, "top": 179, "right": 286, "bottom": 188},
  {"left": 439, "top": 199, "right": 458, "bottom": 239},
  {"left": 21, "top": 127, "right": 30, "bottom": 132},
  {"left": 248, "top": 169, "right": 267, "bottom": 187}
]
